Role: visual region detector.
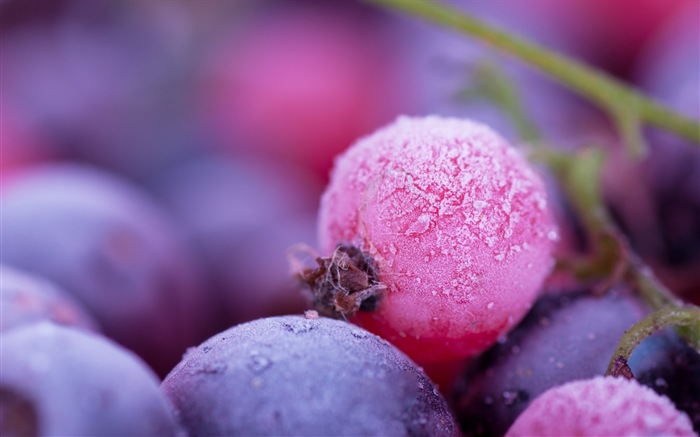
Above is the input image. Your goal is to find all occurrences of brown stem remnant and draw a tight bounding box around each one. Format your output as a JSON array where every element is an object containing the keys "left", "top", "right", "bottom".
[
  {"left": 290, "top": 244, "right": 387, "bottom": 320},
  {"left": 609, "top": 356, "right": 635, "bottom": 380}
]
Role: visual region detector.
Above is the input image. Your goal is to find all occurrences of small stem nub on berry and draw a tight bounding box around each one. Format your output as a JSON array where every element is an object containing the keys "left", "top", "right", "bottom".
[{"left": 290, "top": 244, "right": 387, "bottom": 320}]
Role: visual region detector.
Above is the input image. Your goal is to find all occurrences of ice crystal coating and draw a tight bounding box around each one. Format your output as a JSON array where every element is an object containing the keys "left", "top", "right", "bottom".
[
  {"left": 318, "top": 115, "right": 557, "bottom": 362},
  {"left": 506, "top": 376, "right": 696, "bottom": 436},
  {"left": 162, "top": 315, "right": 461, "bottom": 436}
]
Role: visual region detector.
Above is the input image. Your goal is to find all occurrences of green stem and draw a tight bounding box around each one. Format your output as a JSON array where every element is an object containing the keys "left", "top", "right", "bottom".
[
  {"left": 605, "top": 306, "right": 700, "bottom": 377},
  {"left": 365, "top": 0, "right": 700, "bottom": 148},
  {"left": 468, "top": 61, "right": 541, "bottom": 142},
  {"left": 532, "top": 145, "right": 698, "bottom": 353}
]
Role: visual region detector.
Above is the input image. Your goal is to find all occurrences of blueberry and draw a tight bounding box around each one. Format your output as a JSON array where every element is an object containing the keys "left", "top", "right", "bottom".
[
  {"left": 162, "top": 315, "right": 461, "bottom": 436},
  {"left": 453, "top": 288, "right": 700, "bottom": 435},
  {"left": 0, "top": 322, "right": 183, "bottom": 436},
  {"left": 0, "top": 163, "right": 212, "bottom": 375},
  {"left": 0, "top": 265, "right": 99, "bottom": 333}
]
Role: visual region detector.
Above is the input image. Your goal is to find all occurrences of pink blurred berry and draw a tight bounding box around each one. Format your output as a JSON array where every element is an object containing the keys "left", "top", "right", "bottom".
[
  {"left": 315, "top": 115, "right": 557, "bottom": 364},
  {"left": 506, "top": 376, "right": 696, "bottom": 437},
  {"left": 197, "top": 2, "right": 408, "bottom": 180}
]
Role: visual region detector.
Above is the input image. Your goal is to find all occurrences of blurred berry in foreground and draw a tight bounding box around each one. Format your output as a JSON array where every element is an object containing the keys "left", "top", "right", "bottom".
[
  {"left": 0, "top": 322, "right": 184, "bottom": 436},
  {"left": 0, "top": 163, "right": 212, "bottom": 376},
  {"left": 0, "top": 265, "right": 100, "bottom": 334}
]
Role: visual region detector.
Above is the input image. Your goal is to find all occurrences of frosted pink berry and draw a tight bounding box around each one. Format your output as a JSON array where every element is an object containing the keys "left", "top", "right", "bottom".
[
  {"left": 316, "top": 115, "right": 557, "bottom": 364},
  {"left": 506, "top": 376, "right": 696, "bottom": 437}
]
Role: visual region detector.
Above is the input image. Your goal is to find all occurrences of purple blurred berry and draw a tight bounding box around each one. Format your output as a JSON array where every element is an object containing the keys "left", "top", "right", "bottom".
[
  {"left": 0, "top": 322, "right": 183, "bottom": 436},
  {"left": 0, "top": 163, "right": 212, "bottom": 375},
  {"left": 453, "top": 288, "right": 700, "bottom": 435},
  {"left": 0, "top": 265, "right": 99, "bottom": 333}
]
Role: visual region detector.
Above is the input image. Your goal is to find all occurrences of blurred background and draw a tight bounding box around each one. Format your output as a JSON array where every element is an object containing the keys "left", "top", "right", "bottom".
[{"left": 1, "top": 0, "right": 698, "bottom": 341}]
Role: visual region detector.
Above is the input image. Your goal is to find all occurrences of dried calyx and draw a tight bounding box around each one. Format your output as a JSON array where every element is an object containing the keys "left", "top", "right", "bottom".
[{"left": 294, "top": 244, "right": 386, "bottom": 320}]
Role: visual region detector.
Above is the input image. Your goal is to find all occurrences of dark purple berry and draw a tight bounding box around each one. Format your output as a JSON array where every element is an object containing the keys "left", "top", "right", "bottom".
[
  {"left": 453, "top": 288, "right": 700, "bottom": 435},
  {"left": 162, "top": 314, "right": 461, "bottom": 436}
]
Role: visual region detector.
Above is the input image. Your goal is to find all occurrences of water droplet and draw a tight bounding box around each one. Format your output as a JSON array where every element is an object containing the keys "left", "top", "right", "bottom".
[
  {"left": 487, "top": 302, "right": 494, "bottom": 310},
  {"left": 248, "top": 353, "right": 272, "bottom": 374},
  {"left": 547, "top": 230, "right": 558, "bottom": 241}
]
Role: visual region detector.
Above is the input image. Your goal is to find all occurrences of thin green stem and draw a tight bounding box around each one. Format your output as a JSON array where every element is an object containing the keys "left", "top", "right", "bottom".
[
  {"left": 531, "top": 145, "right": 698, "bottom": 354},
  {"left": 366, "top": 0, "right": 700, "bottom": 149},
  {"left": 467, "top": 61, "right": 541, "bottom": 142},
  {"left": 605, "top": 306, "right": 700, "bottom": 377}
]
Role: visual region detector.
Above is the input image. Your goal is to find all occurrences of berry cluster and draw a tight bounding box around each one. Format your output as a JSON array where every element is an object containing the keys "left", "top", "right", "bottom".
[{"left": 1, "top": 0, "right": 698, "bottom": 436}]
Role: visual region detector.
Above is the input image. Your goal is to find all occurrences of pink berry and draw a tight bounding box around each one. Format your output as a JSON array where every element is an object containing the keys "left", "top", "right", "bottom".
[
  {"left": 197, "top": 2, "right": 408, "bottom": 180},
  {"left": 506, "top": 376, "right": 696, "bottom": 437},
  {"left": 316, "top": 115, "right": 557, "bottom": 364}
]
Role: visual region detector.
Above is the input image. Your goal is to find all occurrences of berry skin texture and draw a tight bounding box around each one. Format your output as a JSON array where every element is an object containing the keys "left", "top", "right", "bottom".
[
  {"left": 505, "top": 376, "right": 696, "bottom": 437},
  {"left": 318, "top": 115, "right": 557, "bottom": 363},
  {"left": 453, "top": 287, "right": 700, "bottom": 436},
  {"left": 161, "top": 315, "right": 461, "bottom": 437}
]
